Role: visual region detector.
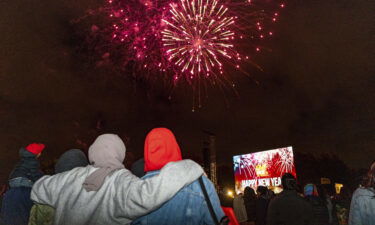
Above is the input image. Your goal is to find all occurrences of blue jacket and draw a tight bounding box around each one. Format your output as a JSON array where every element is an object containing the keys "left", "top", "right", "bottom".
[
  {"left": 349, "top": 187, "right": 375, "bottom": 225},
  {"left": 0, "top": 187, "right": 33, "bottom": 225},
  {"left": 132, "top": 171, "right": 225, "bottom": 225}
]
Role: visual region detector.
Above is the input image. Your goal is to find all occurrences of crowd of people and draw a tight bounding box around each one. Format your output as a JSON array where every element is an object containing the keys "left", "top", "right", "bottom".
[
  {"left": 0, "top": 127, "right": 374, "bottom": 225},
  {"left": 229, "top": 164, "right": 375, "bottom": 225}
]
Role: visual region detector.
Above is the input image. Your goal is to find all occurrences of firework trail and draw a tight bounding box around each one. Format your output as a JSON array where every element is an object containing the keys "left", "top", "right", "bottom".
[{"left": 235, "top": 154, "right": 256, "bottom": 179}]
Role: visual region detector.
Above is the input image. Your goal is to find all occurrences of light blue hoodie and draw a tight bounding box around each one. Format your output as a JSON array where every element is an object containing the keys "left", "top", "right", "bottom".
[{"left": 349, "top": 187, "right": 375, "bottom": 225}]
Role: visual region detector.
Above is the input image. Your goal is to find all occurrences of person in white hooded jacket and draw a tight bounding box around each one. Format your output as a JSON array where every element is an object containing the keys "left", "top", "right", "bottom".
[
  {"left": 30, "top": 134, "right": 204, "bottom": 225},
  {"left": 349, "top": 160, "right": 375, "bottom": 225}
]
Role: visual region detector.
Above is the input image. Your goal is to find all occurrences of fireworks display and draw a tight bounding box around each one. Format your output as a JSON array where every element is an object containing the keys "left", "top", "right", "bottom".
[
  {"left": 73, "top": 0, "right": 285, "bottom": 105},
  {"left": 162, "top": 0, "right": 236, "bottom": 78}
]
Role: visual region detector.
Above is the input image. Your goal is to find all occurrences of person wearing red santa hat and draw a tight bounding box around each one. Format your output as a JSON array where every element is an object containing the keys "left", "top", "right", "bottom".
[
  {"left": 0, "top": 143, "right": 45, "bottom": 225},
  {"left": 8, "top": 143, "right": 45, "bottom": 188}
]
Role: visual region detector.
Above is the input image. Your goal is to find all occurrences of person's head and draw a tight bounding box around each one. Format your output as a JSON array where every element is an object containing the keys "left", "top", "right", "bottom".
[
  {"left": 316, "top": 185, "right": 328, "bottom": 198},
  {"left": 131, "top": 158, "right": 145, "bottom": 178},
  {"left": 257, "top": 186, "right": 268, "bottom": 197},
  {"left": 315, "top": 185, "right": 330, "bottom": 205},
  {"left": 144, "top": 128, "right": 182, "bottom": 172},
  {"left": 88, "top": 134, "right": 126, "bottom": 168},
  {"left": 363, "top": 160, "right": 375, "bottom": 189},
  {"left": 281, "top": 173, "right": 297, "bottom": 190},
  {"left": 54, "top": 149, "right": 88, "bottom": 174},
  {"left": 244, "top": 186, "right": 256, "bottom": 199},
  {"left": 25, "top": 143, "right": 45, "bottom": 157},
  {"left": 338, "top": 186, "right": 351, "bottom": 199},
  {"left": 83, "top": 134, "right": 126, "bottom": 192},
  {"left": 304, "top": 184, "right": 318, "bottom": 197}
]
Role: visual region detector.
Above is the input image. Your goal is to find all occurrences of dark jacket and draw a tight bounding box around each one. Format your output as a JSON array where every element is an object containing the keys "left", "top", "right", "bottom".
[
  {"left": 244, "top": 188, "right": 256, "bottom": 222},
  {"left": 244, "top": 198, "right": 256, "bottom": 221},
  {"left": 255, "top": 196, "right": 269, "bottom": 225},
  {"left": 0, "top": 187, "right": 33, "bottom": 225},
  {"left": 9, "top": 148, "right": 43, "bottom": 184},
  {"left": 267, "top": 190, "right": 314, "bottom": 225},
  {"left": 305, "top": 196, "right": 330, "bottom": 225}
]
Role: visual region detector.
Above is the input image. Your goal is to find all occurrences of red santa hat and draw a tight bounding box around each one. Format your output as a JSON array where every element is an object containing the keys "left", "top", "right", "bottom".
[{"left": 25, "top": 143, "right": 45, "bottom": 155}]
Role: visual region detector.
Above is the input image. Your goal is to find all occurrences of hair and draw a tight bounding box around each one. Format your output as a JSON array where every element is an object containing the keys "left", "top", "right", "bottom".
[
  {"left": 267, "top": 189, "right": 276, "bottom": 199},
  {"left": 338, "top": 186, "right": 352, "bottom": 199},
  {"left": 244, "top": 186, "right": 256, "bottom": 200},
  {"left": 363, "top": 160, "right": 375, "bottom": 189},
  {"left": 257, "top": 186, "right": 268, "bottom": 196},
  {"left": 282, "top": 173, "right": 297, "bottom": 190}
]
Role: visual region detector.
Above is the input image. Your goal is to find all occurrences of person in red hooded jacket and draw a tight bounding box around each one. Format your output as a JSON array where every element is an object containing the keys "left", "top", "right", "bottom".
[{"left": 132, "top": 128, "right": 226, "bottom": 225}]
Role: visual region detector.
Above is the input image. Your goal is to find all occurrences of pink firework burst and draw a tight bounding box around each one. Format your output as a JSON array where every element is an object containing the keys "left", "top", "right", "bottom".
[
  {"left": 162, "top": 0, "right": 237, "bottom": 78},
  {"left": 72, "top": 0, "right": 286, "bottom": 107}
]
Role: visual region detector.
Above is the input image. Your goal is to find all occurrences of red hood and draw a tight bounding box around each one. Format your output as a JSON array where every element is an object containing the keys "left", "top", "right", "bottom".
[{"left": 144, "top": 128, "right": 182, "bottom": 172}]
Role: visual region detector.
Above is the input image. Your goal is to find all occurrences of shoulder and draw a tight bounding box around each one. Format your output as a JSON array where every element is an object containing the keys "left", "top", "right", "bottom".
[
  {"left": 201, "top": 176, "right": 215, "bottom": 186},
  {"left": 101, "top": 168, "right": 138, "bottom": 185},
  {"left": 269, "top": 194, "right": 283, "bottom": 206},
  {"left": 296, "top": 194, "right": 311, "bottom": 205},
  {"left": 183, "top": 176, "right": 215, "bottom": 196},
  {"left": 58, "top": 166, "right": 94, "bottom": 180},
  {"left": 110, "top": 168, "right": 134, "bottom": 177},
  {"left": 33, "top": 166, "right": 92, "bottom": 187},
  {"left": 271, "top": 191, "right": 305, "bottom": 204},
  {"left": 352, "top": 187, "right": 375, "bottom": 199},
  {"left": 193, "top": 176, "right": 215, "bottom": 189},
  {"left": 141, "top": 171, "right": 160, "bottom": 179}
]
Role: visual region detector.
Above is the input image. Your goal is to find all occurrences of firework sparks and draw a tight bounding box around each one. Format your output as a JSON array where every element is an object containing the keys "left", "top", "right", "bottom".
[
  {"left": 162, "top": 0, "right": 237, "bottom": 78},
  {"left": 275, "top": 148, "right": 294, "bottom": 173},
  {"left": 73, "top": 0, "right": 286, "bottom": 107},
  {"left": 235, "top": 154, "right": 257, "bottom": 179}
]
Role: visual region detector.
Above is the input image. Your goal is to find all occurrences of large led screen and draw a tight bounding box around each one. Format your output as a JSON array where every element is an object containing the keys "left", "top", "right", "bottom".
[{"left": 233, "top": 146, "right": 296, "bottom": 194}]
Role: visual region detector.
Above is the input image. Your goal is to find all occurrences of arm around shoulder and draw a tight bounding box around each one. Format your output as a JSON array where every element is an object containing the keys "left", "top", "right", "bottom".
[
  {"left": 119, "top": 159, "right": 204, "bottom": 219},
  {"left": 31, "top": 173, "right": 65, "bottom": 207}
]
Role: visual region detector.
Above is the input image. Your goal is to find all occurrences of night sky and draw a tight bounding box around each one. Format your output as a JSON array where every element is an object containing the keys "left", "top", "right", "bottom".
[{"left": 0, "top": 0, "right": 374, "bottom": 183}]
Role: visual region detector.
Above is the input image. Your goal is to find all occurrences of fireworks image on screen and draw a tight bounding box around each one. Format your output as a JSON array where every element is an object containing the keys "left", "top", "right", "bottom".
[
  {"left": 233, "top": 147, "right": 296, "bottom": 193},
  {"left": 234, "top": 153, "right": 257, "bottom": 179},
  {"left": 275, "top": 148, "right": 294, "bottom": 174}
]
